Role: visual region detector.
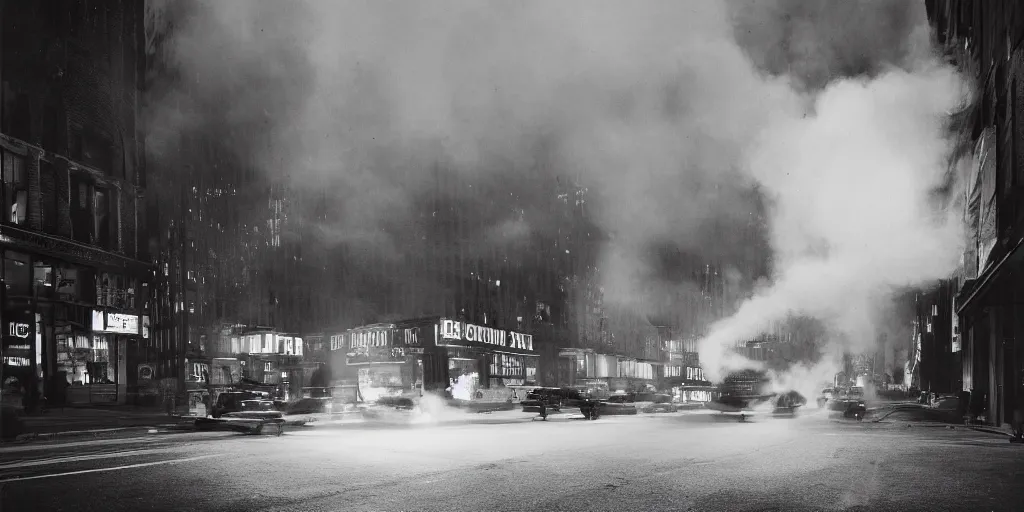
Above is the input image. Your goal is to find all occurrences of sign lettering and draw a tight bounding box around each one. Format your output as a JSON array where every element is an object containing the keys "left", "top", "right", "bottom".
[
  {"left": 7, "top": 322, "right": 29, "bottom": 339},
  {"left": 330, "top": 328, "right": 395, "bottom": 352},
  {"left": 403, "top": 328, "right": 419, "bottom": 346},
  {"left": 106, "top": 313, "right": 139, "bottom": 334},
  {"left": 349, "top": 329, "right": 391, "bottom": 349},
  {"left": 439, "top": 318, "right": 534, "bottom": 352},
  {"left": 509, "top": 331, "right": 533, "bottom": 351},
  {"left": 91, "top": 310, "right": 140, "bottom": 335}
]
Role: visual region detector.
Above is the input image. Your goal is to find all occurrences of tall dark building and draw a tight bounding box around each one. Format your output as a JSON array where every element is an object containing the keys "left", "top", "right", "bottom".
[
  {"left": 0, "top": 1, "right": 151, "bottom": 409},
  {"left": 926, "top": 0, "right": 1024, "bottom": 427}
]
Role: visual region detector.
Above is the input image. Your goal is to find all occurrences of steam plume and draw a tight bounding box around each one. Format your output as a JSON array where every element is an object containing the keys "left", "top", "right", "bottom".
[
  {"left": 146, "top": 1, "right": 965, "bottom": 376},
  {"left": 698, "top": 50, "right": 968, "bottom": 381}
]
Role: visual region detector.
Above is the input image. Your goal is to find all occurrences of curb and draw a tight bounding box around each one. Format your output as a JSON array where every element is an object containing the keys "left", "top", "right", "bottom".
[
  {"left": 7, "top": 422, "right": 200, "bottom": 444},
  {"left": 968, "top": 426, "right": 1013, "bottom": 437}
]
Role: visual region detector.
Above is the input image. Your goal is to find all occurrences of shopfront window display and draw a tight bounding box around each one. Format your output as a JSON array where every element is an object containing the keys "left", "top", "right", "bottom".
[
  {"left": 447, "top": 359, "right": 480, "bottom": 401},
  {"left": 56, "top": 334, "right": 114, "bottom": 386},
  {"left": 357, "top": 365, "right": 412, "bottom": 402}
]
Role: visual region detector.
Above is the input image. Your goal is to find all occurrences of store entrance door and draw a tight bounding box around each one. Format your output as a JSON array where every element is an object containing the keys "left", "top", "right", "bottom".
[{"left": 422, "top": 351, "right": 447, "bottom": 393}]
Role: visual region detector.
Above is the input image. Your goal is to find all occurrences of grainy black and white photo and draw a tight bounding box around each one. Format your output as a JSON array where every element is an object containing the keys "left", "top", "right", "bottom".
[{"left": 0, "top": 1, "right": 1022, "bottom": 510}]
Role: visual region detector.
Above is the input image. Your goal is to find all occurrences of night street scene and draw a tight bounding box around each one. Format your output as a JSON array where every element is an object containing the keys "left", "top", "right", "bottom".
[{"left": 1, "top": 0, "right": 1024, "bottom": 511}]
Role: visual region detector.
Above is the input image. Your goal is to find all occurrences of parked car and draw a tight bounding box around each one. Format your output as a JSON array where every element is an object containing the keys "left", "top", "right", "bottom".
[
  {"left": 520, "top": 387, "right": 631, "bottom": 418},
  {"left": 828, "top": 396, "right": 867, "bottom": 420},
  {"left": 520, "top": 388, "right": 567, "bottom": 413},
  {"left": 211, "top": 391, "right": 264, "bottom": 418}
]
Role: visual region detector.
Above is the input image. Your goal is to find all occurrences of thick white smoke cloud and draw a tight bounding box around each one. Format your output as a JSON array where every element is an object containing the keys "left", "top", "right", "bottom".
[
  {"left": 148, "top": 1, "right": 965, "bottom": 382},
  {"left": 698, "top": 63, "right": 968, "bottom": 382}
]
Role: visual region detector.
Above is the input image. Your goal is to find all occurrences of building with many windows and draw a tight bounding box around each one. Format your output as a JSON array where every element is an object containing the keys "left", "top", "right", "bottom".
[
  {"left": 926, "top": 0, "right": 1024, "bottom": 427},
  {"left": 0, "top": 1, "right": 151, "bottom": 410}
]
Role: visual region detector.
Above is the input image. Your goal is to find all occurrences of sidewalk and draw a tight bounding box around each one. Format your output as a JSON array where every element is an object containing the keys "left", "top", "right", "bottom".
[
  {"left": 4, "top": 405, "right": 197, "bottom": 443},
  {"left": 863, "top": 402, "right": 1020, "bottom": 438}
]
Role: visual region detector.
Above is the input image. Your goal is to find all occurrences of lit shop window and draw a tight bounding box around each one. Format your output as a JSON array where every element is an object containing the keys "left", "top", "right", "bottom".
[
  {"left": 448, "top": 359, "right": 480, "bottom": 400},
  {"left": 57, "top": 335, "right": 113, "bottom": 386}
]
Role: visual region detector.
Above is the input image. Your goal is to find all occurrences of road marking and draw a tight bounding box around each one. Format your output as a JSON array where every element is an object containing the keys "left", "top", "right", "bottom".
[
  {"left": 0, "top": 454, "right": 218, "bottom": 483},
  {"left": 0, "top": 437, "right": 164, "bottom": 454},
  {"left": 0, "top": 448, "right": 180, "bottom": 470}
]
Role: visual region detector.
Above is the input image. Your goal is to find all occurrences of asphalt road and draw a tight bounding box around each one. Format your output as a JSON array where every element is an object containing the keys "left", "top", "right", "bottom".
[{"left": 1, "top": 409, "right": 1022, "bottom": 512}]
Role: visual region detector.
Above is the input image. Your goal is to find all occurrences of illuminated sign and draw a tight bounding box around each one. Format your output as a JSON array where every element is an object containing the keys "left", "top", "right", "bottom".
[
  {"left": 106, "top": 313, "right": 138, "bottom": 334},
  {"left": 330, "top": 326, "right": 420, "bottom": 352},
  {"left": 91, "top": 310, "right": 140, "bottom": 335},
  {"left": 686, "top": 367, "right": 706, "bottom": 382},
  {"left": 7, "top": 322, "right": 29, "bottom": 339},
  {"left": 438, "top": 319, "right": 533, "bottom": 352},
  {"left": 349, "top": 329, "right": 390, "bottom": 349}
]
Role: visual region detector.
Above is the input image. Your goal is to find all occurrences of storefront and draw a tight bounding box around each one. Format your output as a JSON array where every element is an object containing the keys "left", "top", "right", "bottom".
[
  {"left": 329, "top": 317, "right": 540, "bottom": 403},
  {"left": 0, "top": 246, "right": 150, "bottom": 408},
  {"left": 663, "top": 366, "right": 716, "bottom": 403},
  {"left": 57, "top": 309, "right": 146, "bottom": 404},
  {"left": 435, "top": 318, "right": 539, "bottom": 402},
  {"left": 557, "top": 350, "right": 663, "bottom": 393}
]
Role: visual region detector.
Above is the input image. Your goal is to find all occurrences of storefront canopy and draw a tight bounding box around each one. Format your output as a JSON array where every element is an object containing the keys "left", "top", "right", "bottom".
[{"left": 956, "top": 236, "right": 1024, "bottom": 316}]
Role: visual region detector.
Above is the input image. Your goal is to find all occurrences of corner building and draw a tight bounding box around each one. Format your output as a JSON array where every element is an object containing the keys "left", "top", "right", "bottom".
[{"left": 0, "top": 1, "right": 151, "bottom": 409}]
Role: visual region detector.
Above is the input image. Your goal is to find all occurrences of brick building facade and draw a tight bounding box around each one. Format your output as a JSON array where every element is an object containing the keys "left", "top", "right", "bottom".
[{"left": 0, "top": 1, "right": 152, "bottom": 409}]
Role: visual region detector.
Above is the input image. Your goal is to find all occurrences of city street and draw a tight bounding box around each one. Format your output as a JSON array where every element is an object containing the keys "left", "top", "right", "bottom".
[{"left": 1, "top": 410, "right": 1021, "bottom": 512}]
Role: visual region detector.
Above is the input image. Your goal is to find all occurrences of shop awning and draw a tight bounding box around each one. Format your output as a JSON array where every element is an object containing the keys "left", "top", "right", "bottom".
[{"left": 956, "top": 236, "right": 1024, "bottom": 315}]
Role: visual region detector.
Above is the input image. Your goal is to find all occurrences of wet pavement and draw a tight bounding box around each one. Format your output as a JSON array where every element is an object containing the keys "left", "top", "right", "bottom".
[{"left": 1, "top": 408, "right": 1021, "bottom": 511}]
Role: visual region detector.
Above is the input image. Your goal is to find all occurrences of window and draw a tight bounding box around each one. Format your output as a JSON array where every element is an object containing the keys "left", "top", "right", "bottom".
[
  {"left": 57, "top": 334, "right": 113, "bottom": 386},
  {"left": 32, "top": 260, "right": 55, "bottom": 299},
  {"left": 2, "top": 150, "right": 28, "bottom": 225},
  {"left": 71, "top": 177, "right": 92, "bottom": 243},
  {"left": 71, "top": 127, "right": 113, "bottom": 173},
  {"left": 40, "top": 161, "right": 59, "bottom": 233},
  {"left": 94, "top": 188, "right": 110, "bottom": 249},
  {"left": 56, "top": 265, "right": 85, "bottom": 302},
  {"left": 4, "top": 251, "right": 31, "bottom": 298}
]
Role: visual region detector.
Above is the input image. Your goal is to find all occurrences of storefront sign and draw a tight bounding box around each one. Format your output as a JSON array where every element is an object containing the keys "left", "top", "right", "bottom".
[
  {"left": 685, "top": 366, "right": 705, "bottom": 382},
  {"left": 349, "top": 329, "right": 391, "bottom": 349},
  {"left": 332, "top": 324, "right": 422, "bottom": 349},
  {"left": 7, "top": 322, "right": 29, "bottom": 339},
  {"left": 106, "top": 313, "right": 138, "bottom": 334},
  {"left": 3, "top": 356, "right": 30, "bottom": 367},
  {"left": 438, "top": 319, "right": 534, "bottom": 352},
  {"left": 237, "top": 333, "right": 303, "bottom": 356},
  {"left": 90, "top": 310, "right": 141, "bottom": 335}
]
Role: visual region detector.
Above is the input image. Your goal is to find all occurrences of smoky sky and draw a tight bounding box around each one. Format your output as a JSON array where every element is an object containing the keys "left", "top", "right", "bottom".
[{"left": 146, "top": 1, "right": 955, "bottom": 344}]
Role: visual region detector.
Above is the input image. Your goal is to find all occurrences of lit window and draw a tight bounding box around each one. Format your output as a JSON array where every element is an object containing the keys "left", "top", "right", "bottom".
[{"left": 2, "top": 150, "right": 27, "bottom": 225}]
